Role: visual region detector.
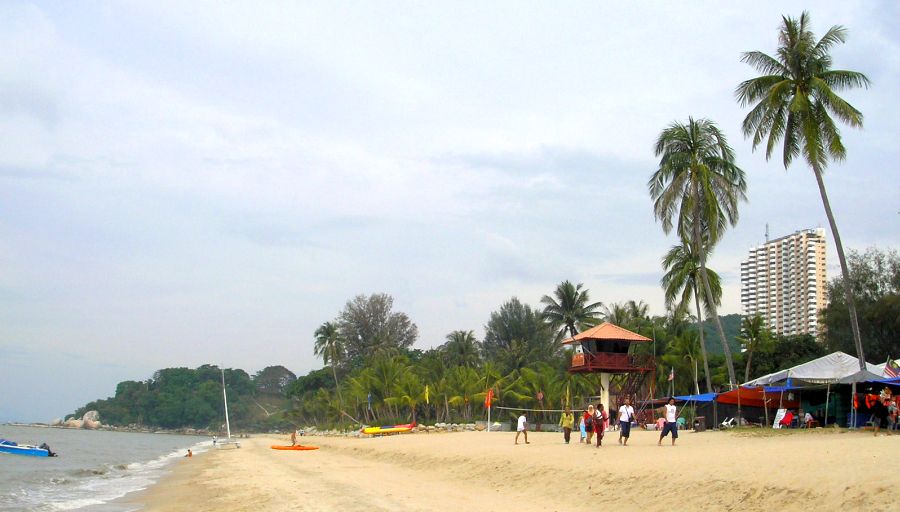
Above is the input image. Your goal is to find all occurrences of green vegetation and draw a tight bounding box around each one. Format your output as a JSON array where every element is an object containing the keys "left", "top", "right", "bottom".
[
  {"left": 649, "top": 117, "right": 747, "bottom": 387},
  {"left": 823, "top": 247, "right": 899, "bottom": 363},
  {"left": 71, "top": 365, "right": 296, "bottom": 431},
  {"left": 72, "top": 12, "right": 887, "bottom": 432},
  {"left": 737, "top": 11, "right": 871, "bottom": 370}
]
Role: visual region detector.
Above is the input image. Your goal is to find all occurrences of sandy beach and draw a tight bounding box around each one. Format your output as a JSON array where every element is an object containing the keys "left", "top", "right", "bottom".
[{"left": 132, "top": 428, "right": 897, "bottom": 512}]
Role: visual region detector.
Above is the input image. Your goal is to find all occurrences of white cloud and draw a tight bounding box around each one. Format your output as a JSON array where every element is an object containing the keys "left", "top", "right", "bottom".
[{"left": 0, "top": 0, "right": 897, "bottom": 421}]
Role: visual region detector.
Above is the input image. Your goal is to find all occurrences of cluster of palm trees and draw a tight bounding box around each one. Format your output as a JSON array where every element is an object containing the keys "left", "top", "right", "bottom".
[
  {"left": 651, "top": 11, "right": 870, "bottom": 388},
  {"left": 291, "top": 12, "right": 870, "bottom": 428},
  {"left": 296, "top": 287, "right": 711, "bottom": 428}
]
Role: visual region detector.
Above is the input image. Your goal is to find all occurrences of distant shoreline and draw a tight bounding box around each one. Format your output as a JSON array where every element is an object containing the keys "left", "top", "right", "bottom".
[{"left": 2, "top": 422, "right": 230, "bottom": 437}]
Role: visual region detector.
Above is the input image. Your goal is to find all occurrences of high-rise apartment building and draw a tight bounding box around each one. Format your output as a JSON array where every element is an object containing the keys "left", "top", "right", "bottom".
[{"left": 740, "top": 228, "right": 828, "bottom": 338}]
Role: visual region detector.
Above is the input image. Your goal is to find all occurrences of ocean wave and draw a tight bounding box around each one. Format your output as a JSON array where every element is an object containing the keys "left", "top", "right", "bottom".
[{"left": 0, "top": 429, "right": 208, "bottom": 512}]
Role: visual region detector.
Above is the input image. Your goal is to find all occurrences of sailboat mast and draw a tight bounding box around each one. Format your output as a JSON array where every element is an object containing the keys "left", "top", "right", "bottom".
[{"left": 221, "top": 369, "right": 232, "bottom": 440}]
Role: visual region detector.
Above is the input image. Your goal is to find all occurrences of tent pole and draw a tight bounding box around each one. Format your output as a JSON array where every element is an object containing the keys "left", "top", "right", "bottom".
[
  {"left": 824, "top": 383, "right": 830, "bottom": 427},
  {"left": 850, "top": 381, "right": 857, "bottom": 429}
]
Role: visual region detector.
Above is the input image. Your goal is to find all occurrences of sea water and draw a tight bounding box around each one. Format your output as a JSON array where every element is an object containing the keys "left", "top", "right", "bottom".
[{"left": 0, "top": 425, "right": 206, "bottom": 511}]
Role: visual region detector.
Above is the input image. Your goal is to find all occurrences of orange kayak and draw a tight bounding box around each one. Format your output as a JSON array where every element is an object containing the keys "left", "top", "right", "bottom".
[{"left": 271, "top": 445, "right": 319, "bottom": 451}]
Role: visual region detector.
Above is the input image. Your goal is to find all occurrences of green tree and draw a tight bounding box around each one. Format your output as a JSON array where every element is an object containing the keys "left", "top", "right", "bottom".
[
  {"left": 823, "top": 247, "right": 900, "bottom": 362},
  {"left": 736, "top": 12, "right": 871, "bottom": 370},
  {"left": 736, "top": 314, "right": 773, "bottom": 384},
  {"left": 337, "top": 293, "right": 418, "bottom": 359},
  {"left": 314, "top": 321, "right": 346, "bottom": 410},
  {"left": 648, "top": 117, "right": 747, "bottom": 388},
  {"left": 748, "top": 334, "right": 827, "bottom": 378},
  {"left": 483, "top": 298, "right": 556, "bottom": 372},
  {"left": 253, "top": 365, "right": 297, "bottom": 395},
  {"left": 440, "top": 330, "right": 482, "bottom": 368},
  {"left": 662, "top": 332, "right": 701, "bottom": 395},
  {"left": 540, "top": 281, "right": 603, "bottom": 341},
  {"left": 661, "top": 240, "right": 722, "bottom": 392}
]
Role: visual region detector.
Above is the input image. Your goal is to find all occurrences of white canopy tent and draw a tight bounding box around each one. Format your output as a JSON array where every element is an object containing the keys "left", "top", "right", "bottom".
[
  {"left": 743, "top": 351, "right": 886, "bottom": 429},
  {"left": 743, "top": 351, "right": 882, "bottom": 386}
]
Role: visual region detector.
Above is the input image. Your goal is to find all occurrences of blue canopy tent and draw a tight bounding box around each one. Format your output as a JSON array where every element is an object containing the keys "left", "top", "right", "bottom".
[{"left": 673, "top": 393, "right": 718, "bottom": 430}]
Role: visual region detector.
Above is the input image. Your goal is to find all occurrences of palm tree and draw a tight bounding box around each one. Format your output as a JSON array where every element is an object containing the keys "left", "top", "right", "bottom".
[
  {"left": 661, "top": 240, "right": 723, "bottom": 393},
  {"left": 440, "top": 330, "right": 482, "bottom": 368},
  {"left": 384, "top": 370, "right": 423, "bottom": 424},
  {"left": 736, "top": 12, "right": 871, "bottom": 370},
  {"left": 648, "top": 117, "right": 747, "bottom": 388},
  {"left": 313, "top": 321, "right": 346, "bottom": 408},
  {"left": 601, "top": 302, "right": 630, "bottom": 326},
  {"left": 664, "top": 332, "right": 701, "bottom": 395},
  {"left": 737, "top": 314, "right": 772, "bottom": 384},
  {"left": 540, "top": 281, "right": 604, "bottom": 341}
]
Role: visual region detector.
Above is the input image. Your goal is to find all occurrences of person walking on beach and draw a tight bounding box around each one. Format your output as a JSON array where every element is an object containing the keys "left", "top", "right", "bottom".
[
  {"left": 618, "top": 397, "right": 635, "bottom": 446},
  {"left": 559, "top": 407, "right": 574, "bottom": 444},
  {"left": 290, "top": 430, "right": 297, "bottom": 446},
  {"left": 579, "top": 410, "right": 587, "bottom": 443},
  {"left": 515, "top": 413, "right": 530, "bottom": 444},
  {"left": 583, "top": 405, "right": 596, "bottom": 446},
  {"left": 594, "top": 403, "right": 608, "bottom": 447},
  {"left": 658, "top": 397, "right": 679, "bottom": 446}
]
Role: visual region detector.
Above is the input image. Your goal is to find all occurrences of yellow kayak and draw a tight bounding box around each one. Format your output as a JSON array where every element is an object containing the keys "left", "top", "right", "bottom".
[{"left": 361, "top": 422, "right": 415, "bottom": 435}]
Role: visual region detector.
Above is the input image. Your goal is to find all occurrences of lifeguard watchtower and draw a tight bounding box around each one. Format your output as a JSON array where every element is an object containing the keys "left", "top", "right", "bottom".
[{"left": 562, "top": 322, "right": 655, "bottom": 416}]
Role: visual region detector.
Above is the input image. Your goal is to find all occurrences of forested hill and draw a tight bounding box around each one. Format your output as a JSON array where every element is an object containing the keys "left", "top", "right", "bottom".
[
  {"left": 71, "top": 365, "right": 297, "bottom": 430},
  {"left": 696, "top": 313, "right": 742, "bottom": 354}
]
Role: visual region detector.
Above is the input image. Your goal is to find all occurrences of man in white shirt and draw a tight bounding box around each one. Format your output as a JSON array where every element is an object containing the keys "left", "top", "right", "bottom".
[
  {"left": 515, "top": 413, "right": 530, "bottom": 445},
  {"left": 658, "top": 397, "right": 679, "bottom": 446},
  {"left": 618, "top": 397, "right": 635, "bottom": 446}
]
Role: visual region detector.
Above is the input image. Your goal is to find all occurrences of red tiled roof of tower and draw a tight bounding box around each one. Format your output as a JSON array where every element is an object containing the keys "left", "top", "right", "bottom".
[{"left": 561, "top": 322, "right": 651, "bottom": 344}]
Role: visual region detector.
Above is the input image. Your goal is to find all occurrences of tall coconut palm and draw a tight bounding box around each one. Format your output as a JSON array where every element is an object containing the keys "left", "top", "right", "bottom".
[
  {"left": 648, "top": 117, "right": 747, "bottom": 388},
  {"left": 540, "top": 281, "right": 604, "bottom": 341},
  {"left": 440, "top": 330, "right": 482, "bottom": 368},
  {"left": 313, "top": 321, "right": 346, "bottom": 408},
  {"left": 737, "top": 314, "right": 773, "bottom": 384},
  {"left": 661, "top": 240, "right": 723, "bottom": 393},
  {"left": 736, "top": 12, "right": 871, "bottom": 370}
]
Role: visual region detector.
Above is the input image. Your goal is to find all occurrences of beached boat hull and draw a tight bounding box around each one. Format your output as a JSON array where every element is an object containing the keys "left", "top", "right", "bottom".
[
  {"left": 271, "top": 445, "right": 319, "bottom": 450},
  {"left": 0, "top": 441, "right": 51, "bottom": 457}
]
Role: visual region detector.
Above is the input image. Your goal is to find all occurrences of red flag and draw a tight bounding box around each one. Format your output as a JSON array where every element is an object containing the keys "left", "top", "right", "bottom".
[{"left": 484, "top": 388, "right": 494, "bottom": 408}]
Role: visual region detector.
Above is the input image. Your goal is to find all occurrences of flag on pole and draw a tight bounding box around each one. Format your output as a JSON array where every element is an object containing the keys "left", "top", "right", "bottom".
[
  {"left": 885, "top": 357, "right": 900, "bottom": 378},
  {"left": 484, "top": 388, "right": 494, "bottom": 408},
  {"left": 668, "top": 367, "right": 674, "bottom": 381},
  {"left": 425, "top": 385, "right": 430, "bottom": 404}
]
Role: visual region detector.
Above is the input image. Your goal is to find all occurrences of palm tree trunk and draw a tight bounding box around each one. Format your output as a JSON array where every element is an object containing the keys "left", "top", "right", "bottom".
[
  {"left": 811, "top": 162, "right": 866, "bottom": 370},
  {"left": 694, "top": 288, "right": 713, "bottom": 393},
  {"left": 694, "top": 217, "right": 738, "bottom": 388},
  {"left": 744, "top": 346, "right": 754, "bottom": 384},
  {"left": 693, "top": 357, "right": 700, "bottom": 395}
]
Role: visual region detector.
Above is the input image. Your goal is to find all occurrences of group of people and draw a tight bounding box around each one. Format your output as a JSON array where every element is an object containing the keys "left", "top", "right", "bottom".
[
  {"left": 515, "top": 397, "right": 680, "bottom": 447},
  {"left": 870, "top": 386, "right": 897, "bottom": 436}
]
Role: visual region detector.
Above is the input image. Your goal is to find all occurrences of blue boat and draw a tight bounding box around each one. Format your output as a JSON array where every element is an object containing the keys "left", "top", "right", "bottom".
[{"left": 0, "top": 439, "right": 57, "bottom": 457}]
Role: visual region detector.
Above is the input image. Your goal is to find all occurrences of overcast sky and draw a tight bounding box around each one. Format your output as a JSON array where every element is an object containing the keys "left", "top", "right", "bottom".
[{"left": 2, "top": 1, "right": 897, "bottom": 422}]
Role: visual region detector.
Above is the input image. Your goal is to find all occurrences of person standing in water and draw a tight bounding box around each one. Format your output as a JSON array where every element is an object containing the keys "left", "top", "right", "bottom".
[{"left": 559, "top": 407, "right": 574, "bottom": 444}]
